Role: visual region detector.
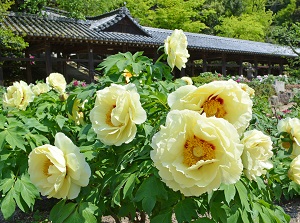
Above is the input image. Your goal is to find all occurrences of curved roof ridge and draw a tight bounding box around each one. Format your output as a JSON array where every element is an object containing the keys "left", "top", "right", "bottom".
[{"left": 87, "top": 7, "right": 151, "bottom": 37}]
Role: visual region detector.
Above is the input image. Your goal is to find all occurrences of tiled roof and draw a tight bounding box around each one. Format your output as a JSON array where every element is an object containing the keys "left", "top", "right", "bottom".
[{"left": 2, "top": 7, "right": 298, "bottom": 58}]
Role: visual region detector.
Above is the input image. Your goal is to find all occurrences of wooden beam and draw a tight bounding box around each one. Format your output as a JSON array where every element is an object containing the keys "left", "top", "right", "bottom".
[
  {"left": 25, "top": 51, "right": 32, "bottom": 84},
  {"left": 222, "top": 53, "right": 227, "bottom": 76},
  {"left": 45, "top": 44, "right": 52, "bottom": 75},
  {"left": 88, "top": 45, "right": 94, "bottom": 83}
]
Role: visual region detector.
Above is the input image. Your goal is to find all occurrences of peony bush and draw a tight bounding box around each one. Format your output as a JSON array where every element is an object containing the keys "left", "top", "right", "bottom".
[{"left": 0, "top": 29, "right": 299, "bottom": 222}]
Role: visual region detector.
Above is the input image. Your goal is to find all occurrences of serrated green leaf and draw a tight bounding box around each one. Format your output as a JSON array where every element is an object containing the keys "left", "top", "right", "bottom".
[
  {"left": 5, "top": 129, "right": 26, "bottom": 151},
  {"left": 239, "top": 208, "right": 250, "bottom": 223},
  {"left": 28, "top": 133, "right": 50, "bottom": 147},
  {"left": 193, "top": 218, "right": 215, "bottom": 223},
  {"left": 151, "top": 210, "right": 172, "bottom": 223},
  {"left": 0, "top": 178, "right": 14, "bottom": 194},
  {"left": 56, "top": 115, "right": 67, "bottom": 129},
  {"left": 79, "top": 202, "right": 98, "bottom": 223},
  {"left": 222, "top": 183, "right": 236, "bottom": 204},
  {"left": 210, "top": 201, "right": 227, "bottom": 222},
  {"left": 174, "top": 198, "right": 198, "bottom": 223},
  {"left": 0, "top": 131, "right": 7, "bottom": 151},
  {"left": 14, "top": 175, "right": 39, "bottom": 208},
  {"left": 24, "top": 118, "right": 48, "bottom": 132},
  {"left": 1, "top": 189, "right": 16, "bottom": 220},
  {"left": 50, "top": 201, "right": 77, "bottom": 223},
  {"left": 64, "top": 209, "right": 84, "bottom": 223},
  {"left": 134, "top": 175, "right": 168, "bottom": 214},
  {"left": 235, "top": 181, "right": 250, "bottom": 211},
  {"left": 123, "top": 173, "right": 136, "bottom": 199},
  {"left": 227, "top": 210, "right": 239, "bottom": 223},
  {"left": 0, "top": 114, "right": 6, "bottom": 129}
]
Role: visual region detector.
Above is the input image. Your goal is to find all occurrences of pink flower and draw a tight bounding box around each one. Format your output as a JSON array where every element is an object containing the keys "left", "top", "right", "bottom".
[
  {"left": 283, "top": 109, "right": 291, "bottom": 114},
  {"left": 81, "top": 82, "right": 87, "bottom": 87},
  {"left": 29, "top": 55, "right": 35, "bottom": 65},
  {"left": 73, "top": 80, "right": 79, "bottom": 86},
  {"left": 218, "top": 73, "right": 222, "bottom": 77}
]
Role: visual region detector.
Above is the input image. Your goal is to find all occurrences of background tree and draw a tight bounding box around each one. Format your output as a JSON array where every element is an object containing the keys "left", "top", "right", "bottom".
[{"left": 0, "top": 0, "right": 28, "bottom": 57}]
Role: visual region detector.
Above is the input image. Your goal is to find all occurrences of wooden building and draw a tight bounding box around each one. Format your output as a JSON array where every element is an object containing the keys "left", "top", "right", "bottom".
[{"left": 0, "top": 7, "right": 298, "bottom": 85}]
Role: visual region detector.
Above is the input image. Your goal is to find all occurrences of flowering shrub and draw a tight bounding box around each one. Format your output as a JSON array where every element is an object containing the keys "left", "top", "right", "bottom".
[{"left": 0, "top": 29, "right": 299, "bottom": 222}]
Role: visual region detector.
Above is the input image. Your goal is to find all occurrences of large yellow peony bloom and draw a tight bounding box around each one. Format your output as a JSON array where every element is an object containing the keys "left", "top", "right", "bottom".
[
  {"left": 277, "top": 117, "right": 300, "bottom": 158},
  {"left": 46, "top": 73, "right": 67, "bottom": 94},
  {"left": 90, "top": 83, "right": 147, "bottom": 146},
  {"left": 28, "top": 132, "right": 91, "bottom": 199},
  {"left": 3, "top": 80, "right": 35, "bottom": 110},
  {"left": 68, "top": 98, "right": 85, "bottom": 125},
  {"left": 241, "top": 129, "right": 273, "bottom": 181},
  {"left": 150, "top": 110, "right": 243, "bottom": 196},
  {"left": 168, "top": 80, "right": 253, "bottom": 135},
  {"left": 288, "top": 155, "right": 300, "bottom": 185},
  {"left": 164, "top": 29, "right": 190, "bottom": 70}
]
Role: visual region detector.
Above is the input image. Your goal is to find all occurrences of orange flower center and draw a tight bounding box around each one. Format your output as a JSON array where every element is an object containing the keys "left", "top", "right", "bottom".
[
  {"left": 43, "top": 159, "right": 52, "bottom": 176},
  {"left": 183, "top": 135, "right": 215, "bottom": 167},
  {"left": 201, "top": 96, "right": 226, "bottom": 118},
  {"left": 106, "top": 105, "right": 116, "bottom": 126}
]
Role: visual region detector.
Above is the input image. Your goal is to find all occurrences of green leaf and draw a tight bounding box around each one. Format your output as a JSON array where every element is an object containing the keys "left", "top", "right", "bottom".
[
  {"left": 56, "top": 115, "right": 67, "bottom": 129},
  {"left": 79, "top": 202, "right": 98, "bottom": 223},
  {"left": 0, "top": 178, "right": 14, "bottom": 194},
  {"left": 0, "top": 114, "right": 6, "bottom": 129},
  {"left": 14, "top": 175, "right": 39, "bottom": 208},
  {"left": 50, "top": 201, "right": 77, "bottom": 223},
  {"left": 227, "top": 210, "right": 239, "bottom": 223},
  {"left": 174, "top": 198, "right": 198, "bottom": 223},
  {"left": 235, "top": 181, "right": 250, "bottom": 211},
  {"left": 24, "top": 118, "right": 48, "bottom": 132},
  {"left": 1, "top": 189, "right": 16, "bottom": 220},
  {"left": 210, "top": 201, "right": 227, "bottom": 222},
  {"left": 64, "top": 209, "right": 84, "bottom": 223},
  {"left": 193, "top": 218, "right": 215, "bottom": 223},
  {"left": 222, "top": 183, "right": 236, "bottom": 204},
  {"left": 134, "top": 175, "right": 168, "bottom": 214},
  {"left": 5, "top": 128, "right": 26, "bottom": 151},
  {"left": 0, "top": 131, "right": 7, "bottom": 151},
  {"left": 123, "top": 173, "right": 136, "bottom": 199},
  {"left": 151, "top": 210, "right": 172, "bottom": 223}
]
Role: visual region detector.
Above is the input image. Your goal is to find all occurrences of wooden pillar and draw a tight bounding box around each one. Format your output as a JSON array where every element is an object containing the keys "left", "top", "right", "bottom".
[
  {"left": 279, "top": 61, "right": 284, "bottom": 75},
  {"left": 203, "top": 54, "right": 207, "bottom": 72},
  {"left": 222, "top": 53, "right": 227, "bottom": 76},
  {"left": 268, "top": 60, "right": 272, "bottom": 74},
  {"left": 88, "top": 45, "right": 94, "bottom": 83},
  {"left": 254, "top": 58, "right": 258, "bottom": 77},
  {"left": 45, "top": 43, "right": 52, "bottom": 75},
  {"left": 239, "top": 57, "right": 244, "bottom": 76},
  {"left": 191, "top": 60, "right": 195, "bottom": 77},
  {"left": 62, "top": 53, "right": 69, "bottom": 82},
  {"left": 25, "top": 51, "right": 32, "bottom": 84}
]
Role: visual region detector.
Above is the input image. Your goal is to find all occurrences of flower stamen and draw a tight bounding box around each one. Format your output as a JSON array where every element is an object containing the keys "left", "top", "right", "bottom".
[
  {"left": 202, "top": 96, "right": 226, "bottom": 118},
  {"left": 106, "top": 105, "right": 116, "bottom": 126},
  {"left": 183, "top": 135, "right": 215, "bottom": 167},
  {"left": 43, "top": 159, "right": 52, "bottom": 176}
]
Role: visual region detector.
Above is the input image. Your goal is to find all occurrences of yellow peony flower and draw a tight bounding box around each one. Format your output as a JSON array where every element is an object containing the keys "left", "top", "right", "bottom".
[
  {"left": 288, "top": 155, "right": 300, "bottom": 185},
  {"left": 46, "top": 73, "right": 67, "bottom": 94},
  {"left": 241, "top": 129, "right": 273, "bottom": 181},
  {"left": 164, "top": 29, "right": 190, "bottom": 70},
  {"left": 3, "top": 80, "right": 35, "bottom": 110},
  {"left": 150, "top": 110, "right": 243, "bottom": 196},
  {"left": 239, "top": 83, "right": 255, "bottom": 98},
  {"left": 90, "top": 83, "right": 147, "bottom": 146},
  {"left": 277, "top": 117, "right": 300, "bottom": 158},
  {"left": 181, "top": 76, "right": 193, "bottom": 85},
  {"left": 168, "top": 80, "right": 253, "bottom": 135},
  {"left": 28, "top": 132, "right": 91, "bottom": 199},
  {"left": 68, "top": 99, "right": 85, "bottom": 125},
  {"left": 31, "top": 82, "right": 51, "bottom": 96}
]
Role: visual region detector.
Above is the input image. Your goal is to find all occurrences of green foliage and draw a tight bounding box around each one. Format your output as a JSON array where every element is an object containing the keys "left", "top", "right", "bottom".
[
  {"left": 1, "top": 45, "right": 300, "bottom": 223},
  {"left": 215, "top": 11, "right": 273, "bottom": 42}
]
